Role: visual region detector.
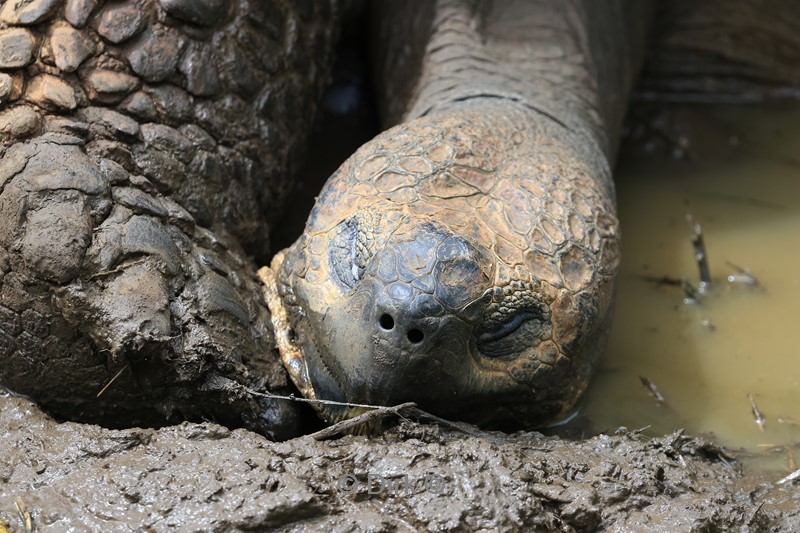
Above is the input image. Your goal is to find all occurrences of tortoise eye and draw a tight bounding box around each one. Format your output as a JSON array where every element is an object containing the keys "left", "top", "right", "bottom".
[
  {"left": 477, "top": 293, "right": 551, "bottom": 358},
  {"left": 477, "top": 311, "right": 549, "bottom": 359},
  {"left": 478, "top": 310, "right": 540, "bottom": 344}
]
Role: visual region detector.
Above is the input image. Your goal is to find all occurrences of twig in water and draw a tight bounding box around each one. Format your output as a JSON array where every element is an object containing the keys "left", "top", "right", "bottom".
[
  {"left": 725, "top": 261, "right": 765, "bottom": 291},
  {"left": 640, "top": 375, "right": 667, "bottom": 405},
  {"left": 681, "top": 278, "right": 701, "bottom": 304},
  {"left": 686, "top": 213, "right": 711, "bottom": 293},
  {"left": 777, "top": 468, "right": 800, "bottom": 485},
  {"left": 639, "top": 274, "right": 684, "bottom": 287},
  {"left": 748, "top": 393, "right": 766, "bottom": 432},
  {"left": 97, "top": 363, "right": 130, "bottom": 398}
]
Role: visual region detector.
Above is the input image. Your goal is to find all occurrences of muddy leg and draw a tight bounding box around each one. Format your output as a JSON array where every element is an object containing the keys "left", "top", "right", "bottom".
[{"left": 0, "top": 0, "right": 338, "bottom": 439}]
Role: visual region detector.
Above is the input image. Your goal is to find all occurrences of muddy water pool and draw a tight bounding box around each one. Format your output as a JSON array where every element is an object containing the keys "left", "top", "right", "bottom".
[{"left": 570, "top": 104, "right": 800, "bottom": 465}]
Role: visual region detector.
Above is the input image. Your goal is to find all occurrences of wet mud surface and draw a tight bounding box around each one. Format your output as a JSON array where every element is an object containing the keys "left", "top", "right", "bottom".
[{"left": 2, "top": 391, "right": 799, "bottom": 532}]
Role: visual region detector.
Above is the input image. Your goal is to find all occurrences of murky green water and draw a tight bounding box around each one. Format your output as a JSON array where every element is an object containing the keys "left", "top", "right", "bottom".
[{"left": 578, "top": 104, "right": 800, "bottom": 459}]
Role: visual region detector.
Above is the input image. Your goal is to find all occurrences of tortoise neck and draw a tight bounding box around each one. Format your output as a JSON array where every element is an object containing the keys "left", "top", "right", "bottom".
[{"left": 373, "top": 0, "right": 653, "bottom": 164}]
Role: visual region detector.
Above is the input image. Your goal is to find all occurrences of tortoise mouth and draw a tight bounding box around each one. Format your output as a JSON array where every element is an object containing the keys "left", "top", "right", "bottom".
[
  {"left": 263, "top": 257, "right": 355, "bottom": 423},
  {"left": 282, "top": 289, "right": 542, "bottom": 424},
  {"left": 294, "top": 317, "right": 356, "bottom": 422}
]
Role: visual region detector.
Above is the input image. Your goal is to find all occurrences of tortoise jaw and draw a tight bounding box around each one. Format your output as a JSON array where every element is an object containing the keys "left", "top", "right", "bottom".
[
  {"left": 262, "top": 252, "right": 355, "bottom": 423},
  {"left": 296, "top": 331, "right": 357, "bottom": 422},
  {"left": 281, "top": 294, "right": 426, "bottom": 423}
]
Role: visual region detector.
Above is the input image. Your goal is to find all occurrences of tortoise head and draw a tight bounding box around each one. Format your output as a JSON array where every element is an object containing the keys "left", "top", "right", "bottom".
[{"left": 274, "top": 104, "right": 618, "bottom": 427}]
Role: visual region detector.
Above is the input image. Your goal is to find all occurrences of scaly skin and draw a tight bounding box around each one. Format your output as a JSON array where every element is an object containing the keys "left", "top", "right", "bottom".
[
  {"left": 268, "top": 0, "right": 651, "bottom": 427},
  {"left": 0, "top": 0, "right": 338, "bottom": 438},
  {"left": 273, "top": 100, "right": 617, "bottom": 426}
]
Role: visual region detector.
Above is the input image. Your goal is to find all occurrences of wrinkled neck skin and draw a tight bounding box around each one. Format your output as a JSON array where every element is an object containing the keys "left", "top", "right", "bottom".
[
  {"left": 375, "top": 0, "right": 652, "bottom": 166},
  {"left": 273, "top": 0, "right": 652, "bottom": 427}
]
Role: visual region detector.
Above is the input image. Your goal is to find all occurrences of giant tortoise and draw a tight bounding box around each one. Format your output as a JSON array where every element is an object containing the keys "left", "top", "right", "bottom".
[{"left": 1, "top": 0, "right": 798, "bottom": 437}]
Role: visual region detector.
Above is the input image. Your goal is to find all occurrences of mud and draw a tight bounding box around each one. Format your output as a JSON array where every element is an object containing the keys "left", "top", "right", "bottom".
[{"left": 1, "top": 391, "right": 798, "bottom": 532}]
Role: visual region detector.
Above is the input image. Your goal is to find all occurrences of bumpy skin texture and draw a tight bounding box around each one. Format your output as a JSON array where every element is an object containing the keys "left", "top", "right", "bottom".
[
  {"left": 278, "top": 103, "right": 618, "bottom": 425},
  {"left": 0, "top": 0, "right": 337, "bottom": 438},
  {"left": 275, "top": 0, "right": 651, "bottom": 426}
]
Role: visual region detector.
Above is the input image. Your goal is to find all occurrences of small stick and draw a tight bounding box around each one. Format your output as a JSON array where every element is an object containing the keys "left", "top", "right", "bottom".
[
  {"left": 777, "top": 468, "right": 800, "bottom": 485},
  {"left": 96, "top": 363, "right": 129, "bottom": 398},
  {"left": 747, "top": 502, "right": 766, "bottom": 527},
  {"left": 716, "top": 452, "right": 734, "bottom": 469},
  {"left": 241, "top": 385, "right": 493, "bottom": 440},
  {"left": 14, "top": 499, "right": 31, "bottom": 533},
  {"left": 748, "top": 393, "right": 766, "bottom": 432},
  {"left": 681, "top": 278, "right": 701, "bottom": 304},
  {"left": 404, "top": 406, "right": 495, "bottom": 440},
  {"left": 639, "top": 274, "right": 684, "bottom": 287},
  {"left": 686, "top": 213, "right": 711, "bottom": 292},
  {"left": 309, "top": 402, "right": 417, "bottom": 440},
  {"left": 725, "top": 260, "right": 765, "bottom": 290},
  {"left": 242, "top": 384, "right": 402, "bottom": 412},
  {"left": 640, "top": 375, "right": 667, "bottom": 405}
]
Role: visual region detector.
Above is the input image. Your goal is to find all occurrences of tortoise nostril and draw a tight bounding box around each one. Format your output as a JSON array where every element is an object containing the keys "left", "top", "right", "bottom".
[
  {"left": 379, "top": 314, "right": 395, "bottom": 330},
  {"left": 407, "top": 329, "right": 424, "bottom": 344}
]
